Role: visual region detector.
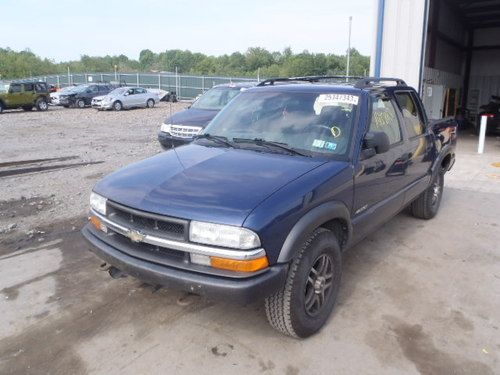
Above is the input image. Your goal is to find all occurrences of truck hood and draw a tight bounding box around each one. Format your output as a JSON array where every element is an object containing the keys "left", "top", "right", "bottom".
[
  {"left": 93, "top": 144, "right": 327, "bottom": 226},
  {"left": 165, "top": 107, "right": 219, "bottom": 127}
]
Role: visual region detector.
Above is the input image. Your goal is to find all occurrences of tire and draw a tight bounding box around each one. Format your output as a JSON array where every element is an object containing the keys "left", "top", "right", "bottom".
[
  {"left": 22, "top": 106, "right": 33, "bottom": 111},
  {"left": 146, "top": 98, "right": 155, "bottom": 108},
  {"left": 113, "top": 101, "right": 123, "bottom": 111},
  {"left": 265, "top": 228, "right": 342, "bottom": 338},
  {"left": 35, "top": 98, "right": 48, "bottom": 111},
  {"left": 0, "top": 102, "right": 4, "bottom": 114},
  {"left": 410, "top": 172, "right": 444, "bottom": 220},
  {"left": 76, "top": 99, "right": 85, "bottom": 109}
]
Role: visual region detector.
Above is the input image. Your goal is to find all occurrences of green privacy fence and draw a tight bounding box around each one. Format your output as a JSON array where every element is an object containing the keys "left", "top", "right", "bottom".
[{"left": 31, "top": 72, "right": 257, "bottom": 100}]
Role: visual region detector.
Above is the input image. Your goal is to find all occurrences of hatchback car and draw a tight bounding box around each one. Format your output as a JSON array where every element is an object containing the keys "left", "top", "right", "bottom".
[
  {"left": 158, "top": 82, "right": 256, "bottom": 148},
  {"left": 92, "top": 87, "right": 159, "bottom": 111}
]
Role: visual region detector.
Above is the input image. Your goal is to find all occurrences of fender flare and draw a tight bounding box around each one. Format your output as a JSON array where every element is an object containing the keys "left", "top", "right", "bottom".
[
  {"left": 277, "top": 201, "right": 352, "bottom": 263},
  {"left": 430, "top": 144, "right": 454, "bottom": 177}
]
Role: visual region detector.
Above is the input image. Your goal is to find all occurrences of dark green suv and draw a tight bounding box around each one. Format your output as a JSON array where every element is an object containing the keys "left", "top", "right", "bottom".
[{"left": 0, "top": 81, "right": 50, "bottom": 113}]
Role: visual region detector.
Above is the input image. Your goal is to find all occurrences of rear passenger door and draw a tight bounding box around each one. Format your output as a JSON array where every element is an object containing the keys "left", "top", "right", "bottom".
[
  {"left": 7, "top": 83, "right": 23, "bottom": 107},
  {"left": 394, "top": 91, "right": 434, "bottom": 204},
  {"left": 352, "top": 94, "right": 410, "bottom": 241}
]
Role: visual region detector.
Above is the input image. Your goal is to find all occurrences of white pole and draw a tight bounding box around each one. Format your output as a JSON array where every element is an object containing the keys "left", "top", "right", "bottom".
[
  {"left": 346, "top": 16, "right": 352, "bottom": 82},
  {"left": 67, "top": 66, "right": 70, "bottom": 86},
  {"left": 158, "top": 74, "right": 161, "bottom": 90},
  {"left": 477, "top": 115, "right": 488, "bottom": 154},
  {"left": 257, "top": 67, "right": 260, "bottom": 82},
  {"left": 136, "top": 72, "right": 139, "bottom": 87}
]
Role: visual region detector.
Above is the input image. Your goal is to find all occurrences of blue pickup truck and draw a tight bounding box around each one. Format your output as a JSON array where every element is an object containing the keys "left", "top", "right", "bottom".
[{"left": 82, "top": 76, "right": 456, "bottom": 338}]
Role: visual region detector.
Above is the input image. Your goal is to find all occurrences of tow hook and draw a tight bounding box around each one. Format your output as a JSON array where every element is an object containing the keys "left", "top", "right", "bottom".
[{"left": 108, "top": 266, "right": 127, "bottom": 279}]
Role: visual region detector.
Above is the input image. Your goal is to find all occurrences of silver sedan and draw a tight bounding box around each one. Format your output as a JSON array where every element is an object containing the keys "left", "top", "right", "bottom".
[{"left": 92, "top": 87, "right": 159, "bottom": 111}]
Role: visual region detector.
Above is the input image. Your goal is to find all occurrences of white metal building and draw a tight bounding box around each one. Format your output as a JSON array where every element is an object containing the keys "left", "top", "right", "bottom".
[{"left": 371, "top": 0, "right": 500, "bottom": 121}]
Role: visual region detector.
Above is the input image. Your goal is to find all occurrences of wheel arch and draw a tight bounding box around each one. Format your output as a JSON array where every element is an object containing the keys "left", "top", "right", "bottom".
[{"left": 277, "top": 201, "right": 352, "bottom": 263}]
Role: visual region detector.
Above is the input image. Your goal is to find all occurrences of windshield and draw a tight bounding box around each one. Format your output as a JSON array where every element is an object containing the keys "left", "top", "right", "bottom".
[
  {"left": 202, "top": 90, "right": 359, "bottom": 157},
  {"left": 109, "top": 87, "right": 127, "bottom": 95},
  {"left": 70, "top": 85, "right": 89, "bottom": 93},
  {"left": 191, "top": 86, "right": 242, "bottom": 110},
  {"left": 0, "top": 83, "right": 8, "bottom": 93}
]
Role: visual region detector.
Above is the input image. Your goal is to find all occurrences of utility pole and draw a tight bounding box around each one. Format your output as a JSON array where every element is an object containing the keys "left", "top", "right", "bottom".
[{"left": 346, "top": 16, "right": 352, "bottom": 82}]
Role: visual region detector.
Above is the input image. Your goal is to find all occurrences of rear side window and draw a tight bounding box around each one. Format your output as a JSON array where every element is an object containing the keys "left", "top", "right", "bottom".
[
  {"left": 395, "top": 92, "right": 425, "bottom": 137},
  {"left": 23, "top": 83, "right": 34, "bottom": 91},
  {"left": 10, "top": 84, "right": 21, "bottom": 93},
  {"left": 369, "top": 97, "right": 402, "bottom": 145}
]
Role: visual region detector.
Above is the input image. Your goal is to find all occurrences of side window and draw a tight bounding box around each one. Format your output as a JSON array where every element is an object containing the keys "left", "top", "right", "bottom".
[
  {"left": 136, "top": 88, "right": 145, "bottom": 94},
  {"left": 89, "top": 86, "right": 98, "bottom": 93},
  {"left": 9, "top": 84, "right": 21, "bottom": 93},
  {"left": 395, "top": 92, "right": 425, "bottom": 137},
  {"left": 98, "top": 85, "right": 108, "bottom": 92},
  {"left": 23, "top": 83, "right": 34, "bottom": 92},
  {"left": 35, "top": 83, "right": 46, "bottom": 93},
  {"left": 369, "top": 97, "right": 402, "bottom": 145}
]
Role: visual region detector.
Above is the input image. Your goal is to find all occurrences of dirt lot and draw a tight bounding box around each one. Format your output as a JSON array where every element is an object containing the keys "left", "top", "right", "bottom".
[{"left": 0, "top": 105, "right": 499, "bottom": 375}]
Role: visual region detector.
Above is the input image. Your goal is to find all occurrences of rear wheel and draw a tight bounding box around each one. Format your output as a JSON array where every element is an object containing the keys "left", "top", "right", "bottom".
[
  {"left": 76, "top": 99, "right": 85, "bottom": 109},
  {"left": 146, "top": 99, "right": 155, "bottom": 108},
  {"left": 113, "top": 101, "right": 123, "bottom": 111},
  {"left": 410, "top": 172, "right": 444, "bottom": 219},
  {"left": 36, "top": 98, "right": 48, "bottom": 111},
  {"left": 265, "top": 228, "right": 342, "bottom": 338}
]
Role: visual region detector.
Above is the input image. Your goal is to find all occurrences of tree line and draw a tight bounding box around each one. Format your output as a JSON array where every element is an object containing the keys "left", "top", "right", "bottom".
[{"left": 0, "top": 47, "right": 370, "bottom": 80}]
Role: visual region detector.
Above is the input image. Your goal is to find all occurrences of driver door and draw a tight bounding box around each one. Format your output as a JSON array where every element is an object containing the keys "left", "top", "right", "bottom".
[{"left": 352, "top": 94, "right": 410, "bottom": 242}]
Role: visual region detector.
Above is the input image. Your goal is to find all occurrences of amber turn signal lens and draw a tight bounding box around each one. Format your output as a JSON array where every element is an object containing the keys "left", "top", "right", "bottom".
[
  {"left": 210, "top": 256, "right": 269, "bottom": 272},
  {"left": 90, "top": 215, "right": 107, "bottom": 233}
]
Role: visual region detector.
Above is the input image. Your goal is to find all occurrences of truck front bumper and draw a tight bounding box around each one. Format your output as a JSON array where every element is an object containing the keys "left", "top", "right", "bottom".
[{"left": 81, "top": 224, "right": 288, "bottom": 304}]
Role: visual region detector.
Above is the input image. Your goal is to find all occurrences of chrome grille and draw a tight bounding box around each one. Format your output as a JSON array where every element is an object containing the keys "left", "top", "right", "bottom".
[
  {"left": 107, "top": 201, "right": 187, "bottom": 241},
  {"left": 170, "top": 125, "right": 203, "bottom": 139}
]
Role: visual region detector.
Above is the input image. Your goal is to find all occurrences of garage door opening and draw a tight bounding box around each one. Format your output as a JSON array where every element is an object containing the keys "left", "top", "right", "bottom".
[{"left": 423, "top": 0, "right": 500, "bottom": 135}]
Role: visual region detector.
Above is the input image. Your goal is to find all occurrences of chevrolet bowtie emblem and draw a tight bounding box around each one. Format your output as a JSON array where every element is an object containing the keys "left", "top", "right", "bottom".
[{"left": 127, "top": 229, "right": 146, "bottom": 243}]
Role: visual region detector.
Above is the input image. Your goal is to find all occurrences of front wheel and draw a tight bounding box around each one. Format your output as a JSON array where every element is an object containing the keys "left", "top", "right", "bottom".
[
  {"left": 265, "top": 228, "right": 342, "bottom": 338},
  {"left": 76, "top": 99, "right": 86, "bottom": 109},
  {"left": 410, "top": 172, "right": 444, "bottom": 219},
  {"left": 36, "top": 98, "right": 48, "bottom": 111},
  {"left": 113, "top": 101, "right": 123, "bottom": 111},
  {"left": 146, "top": 98, "right": 155, "bottom": 108}
]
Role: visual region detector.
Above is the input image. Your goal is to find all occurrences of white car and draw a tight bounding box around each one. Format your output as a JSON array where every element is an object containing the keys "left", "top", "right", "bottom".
[{"left": 92, "top": 87, "right": 159, "bottom": 111}]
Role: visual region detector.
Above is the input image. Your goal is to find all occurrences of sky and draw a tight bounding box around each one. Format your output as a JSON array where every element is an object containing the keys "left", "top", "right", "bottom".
[{"left": 0, "top": 0, "right": 375, "bottom": 61}]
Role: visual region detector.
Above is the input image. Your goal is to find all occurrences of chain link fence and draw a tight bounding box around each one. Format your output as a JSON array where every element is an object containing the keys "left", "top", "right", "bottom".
[{"left": 31, "top": 72, "right": 257, "bottom": 100}]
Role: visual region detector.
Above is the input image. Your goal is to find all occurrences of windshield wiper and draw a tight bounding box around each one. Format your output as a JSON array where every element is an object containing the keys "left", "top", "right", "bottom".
[
  {"left": 194, "top": 133, "right": 237, "bottom": 148},
  {"left": 232, "top": 138, "right": 310, "bottom": 157}
]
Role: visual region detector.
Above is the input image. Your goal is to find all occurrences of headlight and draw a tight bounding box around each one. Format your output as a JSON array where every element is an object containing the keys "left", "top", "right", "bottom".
[
  {"left": 90, "top": 192, "right": 107, "bottom": 215},
  {"left": 161, "top": 123, "right": 171, "bottom": 133},
  {"left": 189, "top": 221, "right": 261, "bottom": 249}
]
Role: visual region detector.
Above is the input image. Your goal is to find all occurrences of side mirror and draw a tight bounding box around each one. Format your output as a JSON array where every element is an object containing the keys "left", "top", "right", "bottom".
[
  {"left": 124, "top": 92, "right": 129, "bottom": 96},
  {"left": 364, "top": 131, "right": 390, "bottom": 154}
]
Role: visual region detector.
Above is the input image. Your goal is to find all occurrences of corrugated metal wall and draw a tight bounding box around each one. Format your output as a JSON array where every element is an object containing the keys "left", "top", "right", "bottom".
[{"left": 372, "top": 0, "right": 428, "bottom": 90}]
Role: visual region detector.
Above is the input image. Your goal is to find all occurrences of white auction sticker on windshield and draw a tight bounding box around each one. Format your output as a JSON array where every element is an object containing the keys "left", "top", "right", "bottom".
[{"left": 314, "top": 93, "right": 359, "bottom": 114}]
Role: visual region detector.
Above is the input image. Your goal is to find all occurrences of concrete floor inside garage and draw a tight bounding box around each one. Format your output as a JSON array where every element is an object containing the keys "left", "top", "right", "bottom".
[{"left": 0, "top": 106, "right": 499, "bottom": 374}]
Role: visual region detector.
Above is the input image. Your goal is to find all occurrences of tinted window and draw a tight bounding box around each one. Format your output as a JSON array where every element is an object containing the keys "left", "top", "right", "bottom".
[
  {"left": 10, "top": 84, "right": 21, "bottom": 93},
  {"left": 204, "top": 91, "right": 359, "bottom": 156},
  {"left": 135, "top": 88, "right": 146, "bottom": 94},
  {"left": 23, "top": 83, "right": 34, "bottom": 91},
  {"left": 89, "top": 86, "right": 98, "bottom": 93},
  {"left": 98, "top": 85, "right": 109, "bottom": 92},
  {"left": 369, "top": 97, "right": 402, "bottom": 145},
  {"left": 395, "top": 92, "right": 425, "bottom": 137},
  {"left": 35, "top": 83, "right": 47, "bottom": 93}
]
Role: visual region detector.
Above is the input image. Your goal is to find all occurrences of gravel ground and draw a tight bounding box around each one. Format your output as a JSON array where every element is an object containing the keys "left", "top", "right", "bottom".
[
  {"left": 0, "top": 107, "right": 499, "bottom": 374},
  {"left": 0, "top": 102, "right": 188, "bottom": 235}
]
